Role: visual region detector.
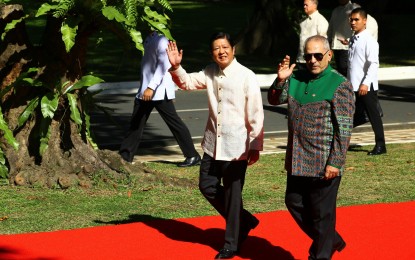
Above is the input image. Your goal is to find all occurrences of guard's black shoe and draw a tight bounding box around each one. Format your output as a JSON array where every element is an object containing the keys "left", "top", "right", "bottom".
[
  {"left": 367, "top": 145, "right": 387, "bottom": 155},
  {"left": 119, "top": 151, "right": 133, "bottom": 163},
  {"left": 178, "top": 155, "right": 201, "bottom": 167}
]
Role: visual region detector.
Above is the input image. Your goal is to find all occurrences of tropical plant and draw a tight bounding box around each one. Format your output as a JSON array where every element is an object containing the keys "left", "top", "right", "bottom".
[{"left": 0, "top": 0, "right": 172, "bottom": 187}]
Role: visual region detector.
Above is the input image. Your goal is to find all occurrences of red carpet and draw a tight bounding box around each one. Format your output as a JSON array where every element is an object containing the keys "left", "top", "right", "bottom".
[{"left": 1, "top": 201, "right": 414, "bottom": 260}]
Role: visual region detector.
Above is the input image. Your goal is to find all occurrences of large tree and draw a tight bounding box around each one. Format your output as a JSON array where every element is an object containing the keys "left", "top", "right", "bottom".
[
  {"left": 235, "top": 0, "right": 396, "bottom": 56},
  {"left": 0, "top": 0, "right": 172, "bottom": 188},
  {"left": 235, "top": 0, "right": 301, "bottom": 56}
]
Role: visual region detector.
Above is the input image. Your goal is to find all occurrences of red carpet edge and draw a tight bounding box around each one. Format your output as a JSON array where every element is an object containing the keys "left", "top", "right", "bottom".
[{"left": 1, "top": 201, "right": 414, "bottom": 260}]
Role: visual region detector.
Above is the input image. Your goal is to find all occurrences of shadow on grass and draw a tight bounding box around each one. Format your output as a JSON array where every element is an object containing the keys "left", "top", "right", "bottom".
[
  {"left": 348, "top": 144, "right": 370, "bottom": 153},
  {"left": 94, "top": 214, "right": 295, "bottom": 260},
  {"left": 144, "top": 160, "right": 180, "bottom": 165}
]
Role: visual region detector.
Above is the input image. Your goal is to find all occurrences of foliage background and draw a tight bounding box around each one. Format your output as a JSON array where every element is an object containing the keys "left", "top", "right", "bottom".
[{"left": 86, "top": 0, "right": 415, "bottom": 82}]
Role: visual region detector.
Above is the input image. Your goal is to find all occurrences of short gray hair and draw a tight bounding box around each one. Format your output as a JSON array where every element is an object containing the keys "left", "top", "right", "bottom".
[{"left": 304, "top": 35, "right": 330, "bottom": 52}]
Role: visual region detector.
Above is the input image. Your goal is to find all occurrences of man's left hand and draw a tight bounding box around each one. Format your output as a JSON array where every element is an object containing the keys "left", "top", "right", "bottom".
[
  {"left": 142, "top": 88, "right": 154, "bottom": 101},
  {"left": 324, "top": 165, "right": 340, "bottom": 180},
  {"left": 247, "top": 150, "right": 260, "bottom": 165}
]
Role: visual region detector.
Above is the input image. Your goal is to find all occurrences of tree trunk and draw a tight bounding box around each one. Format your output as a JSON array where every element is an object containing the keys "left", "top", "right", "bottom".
[
  {"left": 1, "top": 5, "right": 139, "bottom": 188},
  {"left": 235, "top": 0, "right": 300, "bottom": 57}
]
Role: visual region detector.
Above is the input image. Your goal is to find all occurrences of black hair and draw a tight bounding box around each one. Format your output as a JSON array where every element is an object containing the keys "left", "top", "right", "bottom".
[
  {"left": 209, "top": 32, "right": 234, "bottom": 50},
  {"left": 351, "top": 7, "right": 367, "bottom": 19}
]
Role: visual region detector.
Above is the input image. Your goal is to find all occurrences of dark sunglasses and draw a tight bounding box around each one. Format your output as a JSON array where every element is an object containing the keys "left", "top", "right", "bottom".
[{"left": 303, "top": 50, "right": 330, "bottom": 61}]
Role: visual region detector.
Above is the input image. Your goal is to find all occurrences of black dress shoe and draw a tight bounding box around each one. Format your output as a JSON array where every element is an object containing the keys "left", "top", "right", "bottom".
[
  {"left": 215, "top": 248, "right": 237, "bottom": 259},
  {"left": 331, "top": 240, "right": 346, "bottom": 257},
  {"left": 119, "top": 151, "right": 133, "bottom": 163},
  {"left": 239, "top": 215, "right": 259, "bottom": 246},
  {"left": 367, "top": 145, "right": 387, "bottom": 155},
  {"left": 177, "top": 155, "right": 201, "bottom": 167}
]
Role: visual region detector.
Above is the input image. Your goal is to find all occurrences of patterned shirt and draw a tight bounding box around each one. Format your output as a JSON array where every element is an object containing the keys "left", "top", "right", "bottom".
[
  {"left": 169, "top": 59, "right": 264, "bottom": 161},
  {"left": 269, "top": 66, "right": 354, "bottom": 177}
]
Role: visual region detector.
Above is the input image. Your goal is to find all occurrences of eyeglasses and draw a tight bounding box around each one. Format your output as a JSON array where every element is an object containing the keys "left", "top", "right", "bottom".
[{"left": 303, "top": 50, "right": 330, "bottom": 61}]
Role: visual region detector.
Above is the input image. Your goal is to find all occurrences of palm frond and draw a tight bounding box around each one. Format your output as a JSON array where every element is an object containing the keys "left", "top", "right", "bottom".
[
  {"left": 53, "top": 0, "right": 76, "bottom": 18},
  {"left": 124, "top": 0, "right": 139, "bottom": 25},
  {"left": 157, "top": 0, "right": 172, "bottom": 12}
]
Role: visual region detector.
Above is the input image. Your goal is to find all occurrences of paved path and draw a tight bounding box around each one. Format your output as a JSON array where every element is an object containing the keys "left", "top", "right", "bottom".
[
  {"left": 90, "top": 66, "right": 415, "bottom": 164},
  {"left": 133, "top": 125, "right": 415, "bottom": 163},
  {"left": 91, "top": 66, "right": 415, "bottom": 93}
]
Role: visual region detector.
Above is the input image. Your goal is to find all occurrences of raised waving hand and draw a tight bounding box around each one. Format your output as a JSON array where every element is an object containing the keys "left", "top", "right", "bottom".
[
  {"left": 277, "top": 55, "right": 296, "bottom": 82},
  {"left": 166, "top": 41, "right": 183, "bottom": 70}
]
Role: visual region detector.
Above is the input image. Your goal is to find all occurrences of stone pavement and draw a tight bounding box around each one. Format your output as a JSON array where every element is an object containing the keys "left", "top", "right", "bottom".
[
  {"left": 95, "top": 66, "right": 415, "bottom": 164},
  {"left": 92, "top": 66, "right": 415, "bottom": 93},
  {"left": 133, "top": 124, "right": 415, "bottom": 163}
]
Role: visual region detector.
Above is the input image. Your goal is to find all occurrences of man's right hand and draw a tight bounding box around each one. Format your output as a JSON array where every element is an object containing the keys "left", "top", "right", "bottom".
[
  {"left": 338, "top": 38, "right": 349, "bottom": 45},
  {"left": 358, "top": 84, "right": 369, "bottom": 96},
  {"left": 166, "top": 41, "right": 183, "bottom": 70},
  {"left": 277, "top": 55, "right": 296, "bottom": 82},
  {"left": 142, "top": 88, "right": 154, "bottom": 101}
]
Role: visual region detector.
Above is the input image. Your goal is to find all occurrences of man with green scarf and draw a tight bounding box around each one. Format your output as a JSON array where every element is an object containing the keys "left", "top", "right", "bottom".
[{"left": 268, "top": 35, "right": 354, "bottom": 259}]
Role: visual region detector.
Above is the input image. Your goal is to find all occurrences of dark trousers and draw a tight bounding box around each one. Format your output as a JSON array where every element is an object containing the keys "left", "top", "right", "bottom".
[
  {"left": 285, "top": 175, "right": 344, "bottom": 260},
  {"left": 199, "top": 153, "right": 254, "bottom": 251},
  {"left": 333, "top": 50, "right": 348, "bottom": 77},
  {"left": 355, "top": 88, "right": 386, "bottom": 146},
  {"left": 119, "top": 95, "right": 198, "bottom": 162}
]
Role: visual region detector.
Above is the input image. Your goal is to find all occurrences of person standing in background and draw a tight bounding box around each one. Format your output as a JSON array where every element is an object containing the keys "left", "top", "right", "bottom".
[
  {"left": 296, "top": 0, "right": 329, "bottom": 70},
  {"left": 348, "top": 8, "right": 386, "bottom": 155},
  {"left": 366, "top": 14, "right": 378, "bottom": 40},
  {"left": 119, "top": 31, "right": 201, "bottom": 167},
  {"left": 328, "top": 0, "right": 378, "bottom": 76},
  {"left": 328, "top": 0, "right": 360, "bottom": 76}
]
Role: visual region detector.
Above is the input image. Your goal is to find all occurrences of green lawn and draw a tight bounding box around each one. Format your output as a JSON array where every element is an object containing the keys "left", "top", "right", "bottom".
[{"left": 1, "top": 143, "right": 414, "bottom": 234}]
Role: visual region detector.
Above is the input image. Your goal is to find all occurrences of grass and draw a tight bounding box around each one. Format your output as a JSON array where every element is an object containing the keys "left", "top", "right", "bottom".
[{"left": 1, "top": 143, "right": 414, "bottom": 234}]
